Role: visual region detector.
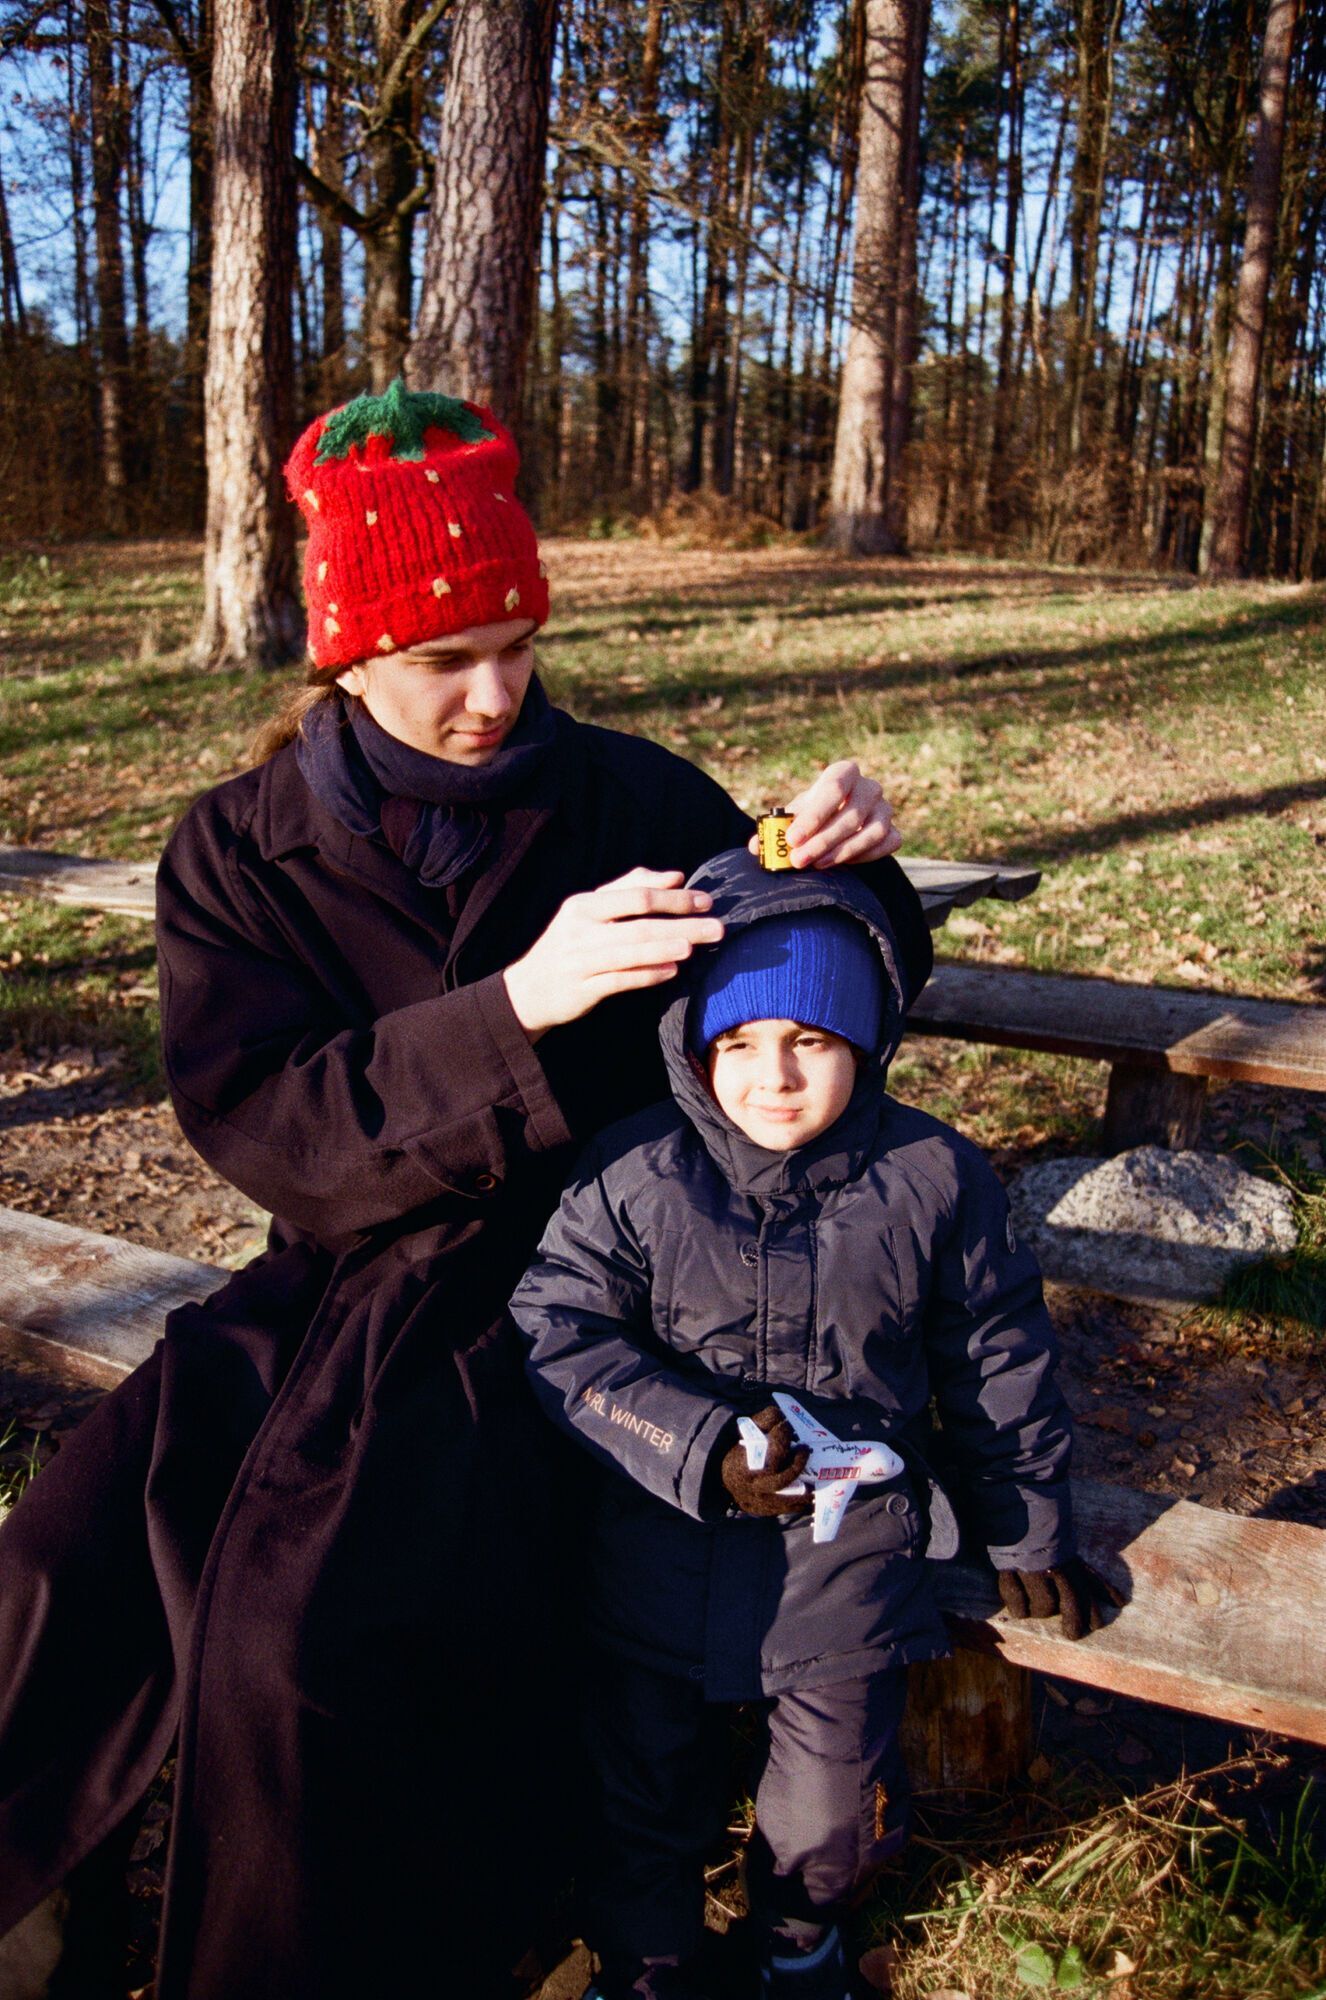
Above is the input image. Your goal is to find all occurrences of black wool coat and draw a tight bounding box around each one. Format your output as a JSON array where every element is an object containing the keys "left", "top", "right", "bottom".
[
  {"left": 512, "top": 851, "right": 1075, "bottom": 1702},
  {"left": 0, "top": 708, "right": 931, "bottom": 1999}
]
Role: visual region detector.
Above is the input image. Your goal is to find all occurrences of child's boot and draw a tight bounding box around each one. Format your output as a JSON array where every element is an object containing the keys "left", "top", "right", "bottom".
[{"left": 758, "top": 1927, "right": 852, "bottom": 2000}]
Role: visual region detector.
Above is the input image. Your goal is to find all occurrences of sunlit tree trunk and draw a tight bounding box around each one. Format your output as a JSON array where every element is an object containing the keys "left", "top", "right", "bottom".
[
  {"left": 410, "top": 0, "right": 558, "bottom": 422},
  {"left": 987, "top": 0, "right": 1022, "bottom": 533},
  {"left": 824, "top": 0, "right": 920, "bottom": 554},
  {"left": 194, "top": 0, "right": 301, "bottom": 670},
  {"left": 87, "top": 0, "right": 131, "bottom": 524},
  {"left": 1209, "top": 0, "right": 1301, "bottom": 577},
  {"left": 1063, "top": 0, "right": 1124, "bottom": 463}
]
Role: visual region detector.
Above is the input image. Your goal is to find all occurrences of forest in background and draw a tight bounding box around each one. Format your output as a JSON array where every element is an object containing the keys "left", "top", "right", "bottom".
[{"left": 1, "top": 0, "right": 1324, "bottom": 605}]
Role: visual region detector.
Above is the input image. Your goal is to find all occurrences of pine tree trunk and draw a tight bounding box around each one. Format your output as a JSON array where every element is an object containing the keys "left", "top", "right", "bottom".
[
  {"left": 986, "top": 0, "right": 1021, "bottom": 533},
  {"left": 87, "top": 0, "right": 131, "bottom": 526},
  {"left": 182, "top": 2, "right": 213, "bottom": 530},
  {"left": 409, "top": 0, "right": 557, "bottom": 422},
  {"left": 310, "top": 0, "right": 346, "bottom": 402},
  {"left": 0, "top": 142, "right": 26, "bottom": 342},
  {"left": 824, "top": 0, "right": 914, "bottom": 554},
  {"left": 883, "top": 0, "right": 928, "bottom": 549},
  {"left": 618, "top": 0, "right": 664, "bottom": 503},
  {"left": 194, "top": 0, "right": 300, "bottom": 670},
  {"left": 1208, "top": 0, "right": 1300, "bottom": 577},
  {"left": 1063, "top": 0, "right": 1123, "bottom": 463}
]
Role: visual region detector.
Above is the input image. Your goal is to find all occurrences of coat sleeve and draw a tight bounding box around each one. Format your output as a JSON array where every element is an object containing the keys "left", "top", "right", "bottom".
[
  {"left": 921, "top": 1146, "right": 1075, "bottom": 1572},
  {"left": 156, "top": 809, "right": 573, "bottom": 1247},
  {"left": 510, "top": 1150, "right": 737, "bottom": 1520}
]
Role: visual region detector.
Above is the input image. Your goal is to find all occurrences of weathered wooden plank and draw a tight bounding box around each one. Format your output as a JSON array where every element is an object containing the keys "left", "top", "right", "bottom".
[
  {"left": 0, "top": 846, "right": 158, "bottom": 919},
  {"left": 0, "top": 843, "right": 1039, "bottom": 931},
  {"left": 911, "top": 963, "right": 1326, "bottom": 1091},
  {"left": 904, "top": 856, "right": 1042, "bottom": 905},
  {"left": 0, "top": 1207, "right": 226, "bottom": 1373},
  {"left": 935, "top": 1479, "right": 1326, "bottom": 1747}
]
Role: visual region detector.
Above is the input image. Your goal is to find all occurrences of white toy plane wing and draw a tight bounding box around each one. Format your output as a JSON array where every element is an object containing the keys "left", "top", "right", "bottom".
[
  {"left": 811, "top": 1479, "right": 853, "bottom": 1544},
  {"left": 738, "top": 1394, "right": 904, "bottom": 1542},
  {"left": 771, "top": 1391, "right": 836, "bottom": 1447}
]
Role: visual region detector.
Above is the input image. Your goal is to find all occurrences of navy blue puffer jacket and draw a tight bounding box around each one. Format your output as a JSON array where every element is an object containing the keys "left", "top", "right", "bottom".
[{"left": 510, "top": 850, "right": 1075, "bottom": 1698}]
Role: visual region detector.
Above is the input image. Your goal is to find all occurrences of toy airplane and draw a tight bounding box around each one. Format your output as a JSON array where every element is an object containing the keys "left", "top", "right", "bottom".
[{"left": 737, "top": 1392, "right": 906, "bottom": 1544}]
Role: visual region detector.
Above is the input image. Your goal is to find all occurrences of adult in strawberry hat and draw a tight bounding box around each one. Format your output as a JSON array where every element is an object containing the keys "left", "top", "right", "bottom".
[{"left": 0, "top": 384, "right": 932, "bottom": 1999}]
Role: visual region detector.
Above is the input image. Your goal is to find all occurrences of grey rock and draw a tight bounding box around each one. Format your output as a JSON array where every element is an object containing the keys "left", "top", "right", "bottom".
[{"left": 1009, "top": 1146, "right": 1298, "bottom": 1304}]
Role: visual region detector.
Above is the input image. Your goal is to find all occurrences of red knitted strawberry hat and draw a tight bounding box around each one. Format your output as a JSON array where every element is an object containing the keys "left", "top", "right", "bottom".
[{"left": 285, "top": 379, "right": 550, "bottom": 672}]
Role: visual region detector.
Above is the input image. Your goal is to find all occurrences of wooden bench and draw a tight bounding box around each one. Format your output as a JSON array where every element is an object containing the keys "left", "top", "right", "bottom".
[
  {"left": 3, "top": 1205, "right": 1324, "bottom": 1784},
  {"left": 909, "top": 962, "right": 1326, "bottom": 1151},
  {"left": 0, "top": 843, "right": 1042, "bottom": 932}
]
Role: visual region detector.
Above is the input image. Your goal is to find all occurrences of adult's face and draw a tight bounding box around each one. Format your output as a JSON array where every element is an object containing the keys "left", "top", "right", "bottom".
[{"left": 336, "top": 618, "right": 539, "bottom": 764}]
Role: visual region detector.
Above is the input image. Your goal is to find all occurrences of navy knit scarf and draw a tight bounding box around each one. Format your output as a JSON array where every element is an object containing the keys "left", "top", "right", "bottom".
[{"left": 295, "top": 675, "right": 557, "bottom": 886}]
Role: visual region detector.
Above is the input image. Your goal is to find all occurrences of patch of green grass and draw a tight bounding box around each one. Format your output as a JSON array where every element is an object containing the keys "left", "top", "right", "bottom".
[
  {"left": 863, "top": 1759, "right": 1326, "bottom": 1999},
  {"left": 1186, "top": 1159, "right": 1326, "bottom": 1358},
  {"left": 2, "top": 539, "right": 1323, "bottom": 1163},
  {"left": 0, "top": 897, "right": 163, "bottom": 1084},
  {"left": 0, "top": 1419, "right": 41, "bottom": 1518}
]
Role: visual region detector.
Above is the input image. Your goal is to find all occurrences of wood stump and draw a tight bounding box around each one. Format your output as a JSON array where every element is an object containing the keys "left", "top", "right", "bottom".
[
  {"left": 900, "top": 1648, "right": 1033, "bottom": 1793},
  {"left": 1102, "top": 1063, "right": 1207, "bottom": 1153}
]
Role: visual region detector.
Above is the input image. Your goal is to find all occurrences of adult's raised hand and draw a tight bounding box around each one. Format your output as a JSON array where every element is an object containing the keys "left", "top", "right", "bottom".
[
  {"left": 752, "top": 759, "right": 901, "bottom": 870},
  {"left": 503, "top": 867, "right": 724, "bottom": 1040}
]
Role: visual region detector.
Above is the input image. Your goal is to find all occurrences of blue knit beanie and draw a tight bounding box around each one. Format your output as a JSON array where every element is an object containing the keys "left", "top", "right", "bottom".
[{"left": 690, "top": 909, "right": 884, "bottom": 1054}]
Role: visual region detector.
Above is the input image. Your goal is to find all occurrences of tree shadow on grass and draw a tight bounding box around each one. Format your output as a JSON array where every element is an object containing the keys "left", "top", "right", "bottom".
[
  {"left": 554, "top": 593, "right": 1325, "bottom": 733},
  {"left": 549, "top": 552, "right": 1201, "bottom": 621},
  {"left": 977, "top": 773, "right": 1326, "bottom": 865}
]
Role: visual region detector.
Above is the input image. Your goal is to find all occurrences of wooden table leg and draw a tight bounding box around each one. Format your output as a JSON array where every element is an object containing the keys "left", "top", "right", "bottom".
[
  {"left": 1102, "top": 1063, "right": 1207, "bottom": 1152},
  {"left": 900, "top": 1650, "right": 1033, "bottom": 1794}
]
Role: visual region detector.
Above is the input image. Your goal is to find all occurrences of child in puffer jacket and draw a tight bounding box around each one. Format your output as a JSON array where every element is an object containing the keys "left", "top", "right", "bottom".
[{"left": 509, "top": 848, "right": 1119, "bottom": 2000}]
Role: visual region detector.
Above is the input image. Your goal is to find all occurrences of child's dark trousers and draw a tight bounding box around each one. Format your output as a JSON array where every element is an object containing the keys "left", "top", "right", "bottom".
[{"left": 582, "top": 1654, "right": 910, "bottom": 1975}]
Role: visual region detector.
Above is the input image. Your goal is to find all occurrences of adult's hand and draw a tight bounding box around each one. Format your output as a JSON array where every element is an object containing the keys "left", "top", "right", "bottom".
[
  {"left": 503, "top": 867, "right": 724, "bottom": 1040},
  {"left": 751, "top": 759, "right": 901, "bottom": 870}
]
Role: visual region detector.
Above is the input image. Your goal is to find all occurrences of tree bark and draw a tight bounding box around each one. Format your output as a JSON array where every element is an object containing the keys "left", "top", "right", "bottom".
[
  {"left": 823, "top": 0, "right": 917, "bottom": 554},
  {"left": 409, "top": 0, "right": 558, "bottom": 423},
  {"left": 86, "top": 0, "right": 131, "bottom": 524},
  {"left": 618, "top": 0, "right": 664, "bottom": 502},
  {"left": 1063, "top": 0, "right": 1123, "bottom": 463},
  {"left": 194, "top": 0, "right": 300, "bottom": 670},
  {"left": 0, "top": 141, "right": 26, "bottom": 343},
  {"left": 882, "top": 0, "right": 927, "bottom": 548},
  {"left": 987, "top": 0, "right": 1021, "bottom": 532},
  {"left": 1209, "top": 0, "right": 1301, "bottom": 577},
  {"left": 308, "top": 0, "right": 346, "bottom": 401}
]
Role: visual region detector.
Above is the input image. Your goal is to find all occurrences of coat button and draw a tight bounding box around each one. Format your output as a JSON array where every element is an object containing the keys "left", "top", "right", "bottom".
[
  {"left": 886, "top": 1493, "right": 909, "bottom": 1516},
  {"left": 473, "top": 1172, "right": 498, "bottom": 1192},
  {"left": 739, "top": 1243, "right": 758, "bottom": 1267}
]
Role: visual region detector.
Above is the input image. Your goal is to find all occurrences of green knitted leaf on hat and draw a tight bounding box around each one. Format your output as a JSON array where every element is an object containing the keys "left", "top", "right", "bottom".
[{"left": 313, "top": 378, "right": 496, "bottom": 465}]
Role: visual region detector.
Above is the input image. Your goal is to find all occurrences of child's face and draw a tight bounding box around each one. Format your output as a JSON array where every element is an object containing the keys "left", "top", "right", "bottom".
[{"left": 707, "top": 1019, "right": 859, "bottom": 1152}]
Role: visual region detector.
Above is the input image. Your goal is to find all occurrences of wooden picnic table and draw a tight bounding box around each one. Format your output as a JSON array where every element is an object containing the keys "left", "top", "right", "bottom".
[{"left": 0, "top": 843, "right": 1041, "bottom": 930}]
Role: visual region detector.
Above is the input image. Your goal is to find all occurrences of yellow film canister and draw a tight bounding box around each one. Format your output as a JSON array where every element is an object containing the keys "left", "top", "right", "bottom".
[{"left": 756, "top": 809, "right": 795, "bottom": 871}]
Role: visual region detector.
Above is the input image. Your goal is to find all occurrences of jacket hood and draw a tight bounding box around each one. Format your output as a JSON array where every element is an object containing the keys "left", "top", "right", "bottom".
[{"left": 659, "top": 849, "right": 925, "bottom": 1194}]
